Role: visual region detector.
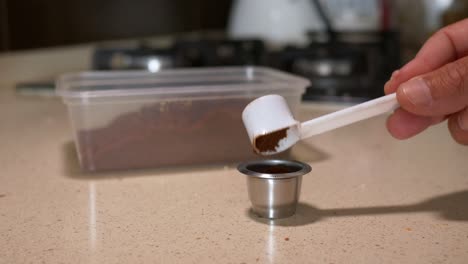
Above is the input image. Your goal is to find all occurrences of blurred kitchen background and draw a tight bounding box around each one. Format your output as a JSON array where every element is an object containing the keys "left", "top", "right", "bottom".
[{"left": 1, "top": 0, "right": 467, "bottom": 102}]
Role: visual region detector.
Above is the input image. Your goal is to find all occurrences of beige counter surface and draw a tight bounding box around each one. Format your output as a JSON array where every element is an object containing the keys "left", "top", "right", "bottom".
[{"left": 1, "top": 47, "right": 468, "bottom": 264}]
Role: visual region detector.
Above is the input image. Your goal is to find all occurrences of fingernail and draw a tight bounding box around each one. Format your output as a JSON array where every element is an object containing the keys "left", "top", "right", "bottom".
[
  {"left": 401, "top": 78, "right": 433, "bottom": 106},
  {"left": 384, "top": 81, "right": 391, "bottom": 91},
  {"left": 458, "top": 111, "right": 468, "bottom": 131},
  {"left": 390, "top": 70, "right": 400, "bottom": 80}
]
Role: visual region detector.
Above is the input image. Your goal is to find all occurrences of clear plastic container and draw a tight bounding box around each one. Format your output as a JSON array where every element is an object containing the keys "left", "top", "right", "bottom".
[{"left": 56, "top": 67, "right": 309, "bottom": 171}]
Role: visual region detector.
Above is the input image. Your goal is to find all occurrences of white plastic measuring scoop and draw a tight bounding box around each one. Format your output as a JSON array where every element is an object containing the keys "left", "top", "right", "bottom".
[{"left": 242, "top": 93, "right": 399, "bottom": 155}]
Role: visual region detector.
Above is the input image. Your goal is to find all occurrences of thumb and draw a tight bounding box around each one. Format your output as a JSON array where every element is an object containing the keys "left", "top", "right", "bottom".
[{"left": 396, "top": 56, "right": 468, "bottom": 117}]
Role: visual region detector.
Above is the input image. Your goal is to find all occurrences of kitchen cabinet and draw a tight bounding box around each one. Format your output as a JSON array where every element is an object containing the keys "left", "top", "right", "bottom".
[{"left": 0, "top": 0, "right": 232, "bottom": 51}]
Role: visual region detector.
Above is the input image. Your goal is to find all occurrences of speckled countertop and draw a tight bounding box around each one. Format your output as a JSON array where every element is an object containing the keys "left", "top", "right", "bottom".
[{"left": 1, "top": 45, "right": 468, "bottom": 264}]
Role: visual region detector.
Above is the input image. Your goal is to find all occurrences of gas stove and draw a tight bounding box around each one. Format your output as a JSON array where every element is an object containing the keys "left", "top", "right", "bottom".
[{"left": 92, "top": 32, "right": 400, "bottom": 102}]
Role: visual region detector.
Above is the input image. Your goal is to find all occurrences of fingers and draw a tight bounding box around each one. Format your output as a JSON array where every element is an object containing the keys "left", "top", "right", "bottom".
[
  {"left": 431, "top": 115, "right": 447, "bottom": 125},
  {"left": 387, "top": 108, "right": 446, "bottom": 140},
  {"left": 385, "top": 18, "right": 468, "bottom": 95},
  {"left": 448, "top": 108, "right": 468, "bottom": 145},
  {"left": 386, "top": 108, "right": 433, "bottom": 139},
  {"left": 387, "top": 55, "right": 468, "bottom": 142},
  {"left": 396, "top": 56, "right": 468, "bottom": 116},
  {"left": 384, "top": 19, "right": 468, "bottom": 143}
]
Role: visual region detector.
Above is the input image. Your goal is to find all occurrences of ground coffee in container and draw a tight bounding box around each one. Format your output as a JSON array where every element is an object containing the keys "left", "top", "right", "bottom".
[{"left": 56, "top": 67, "right": 309, "bottom": 171}]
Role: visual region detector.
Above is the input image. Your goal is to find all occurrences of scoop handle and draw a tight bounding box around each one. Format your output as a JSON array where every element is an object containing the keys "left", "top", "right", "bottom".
[{"left": 300, "top": 93, "right": 399, "bottom": 139}]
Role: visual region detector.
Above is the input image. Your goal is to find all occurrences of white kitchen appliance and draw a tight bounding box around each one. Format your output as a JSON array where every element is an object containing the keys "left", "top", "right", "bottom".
[{"left": 228, "top": 0, "right": 383, "bottom": 46}]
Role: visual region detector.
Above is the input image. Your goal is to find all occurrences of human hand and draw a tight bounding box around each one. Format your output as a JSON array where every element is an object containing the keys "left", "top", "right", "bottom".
[{"left": 384, "top": 18, "right": 468, "bottom": 145}]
